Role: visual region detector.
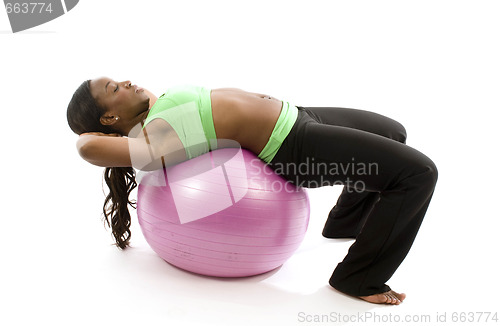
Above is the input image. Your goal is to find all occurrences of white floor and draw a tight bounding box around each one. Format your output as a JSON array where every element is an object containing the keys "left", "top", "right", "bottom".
[{"left": 1, "top": 1, "right": 499, "bottom": 325}]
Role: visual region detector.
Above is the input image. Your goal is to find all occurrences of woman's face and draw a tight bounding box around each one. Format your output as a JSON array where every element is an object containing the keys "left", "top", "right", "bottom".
[{"left": 89, "top": 77, "right": 150, "bottom": 132}]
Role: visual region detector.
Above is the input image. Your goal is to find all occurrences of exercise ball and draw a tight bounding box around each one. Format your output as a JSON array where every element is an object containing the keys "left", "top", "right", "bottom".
[{"left": 136, "top": 147, "right": 310, "bottom": 277}]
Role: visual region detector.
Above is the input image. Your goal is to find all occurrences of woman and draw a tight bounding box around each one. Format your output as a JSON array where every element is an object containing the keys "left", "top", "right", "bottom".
[{"left": 67, "top": 77, "right": 438, "bottom": 305}]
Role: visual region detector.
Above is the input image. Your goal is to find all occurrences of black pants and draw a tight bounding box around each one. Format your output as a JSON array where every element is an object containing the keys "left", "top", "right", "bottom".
[{"left": 267, "top": 106, "right": 438, "bottom": 297}]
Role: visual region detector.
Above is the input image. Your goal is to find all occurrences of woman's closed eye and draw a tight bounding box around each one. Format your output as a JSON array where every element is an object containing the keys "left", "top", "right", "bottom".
[{"left": 114, "top": 85, "right": 119, "bottom": 93}]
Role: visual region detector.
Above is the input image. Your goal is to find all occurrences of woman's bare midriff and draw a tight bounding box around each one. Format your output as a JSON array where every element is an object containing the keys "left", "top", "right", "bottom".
[{"left": 210, "top": 88, "right": 284, "bottom": 155}]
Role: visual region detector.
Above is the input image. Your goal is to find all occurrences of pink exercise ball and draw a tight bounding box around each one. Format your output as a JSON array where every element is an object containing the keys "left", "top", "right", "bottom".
[{"left": 136, "top": 147, "right": 310, "bottom": 277}]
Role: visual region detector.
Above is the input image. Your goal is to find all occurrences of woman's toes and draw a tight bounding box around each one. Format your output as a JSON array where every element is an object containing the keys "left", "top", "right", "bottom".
[{"left": 359, "top": 290, "right": 405, "bottom": 305}]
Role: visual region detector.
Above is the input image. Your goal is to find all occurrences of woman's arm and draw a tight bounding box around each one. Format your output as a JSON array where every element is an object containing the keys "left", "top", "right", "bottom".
[
  {"left": 76, "top": 121, "right": 188, "bottom": 170},
  {"left": 76, "top": 133, "right": 133, "bottom": 167}
]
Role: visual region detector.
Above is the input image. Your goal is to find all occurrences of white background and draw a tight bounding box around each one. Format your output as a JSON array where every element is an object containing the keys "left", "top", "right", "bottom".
[{"left": 1, "top": 0, "right": 499, "bottom": 325}]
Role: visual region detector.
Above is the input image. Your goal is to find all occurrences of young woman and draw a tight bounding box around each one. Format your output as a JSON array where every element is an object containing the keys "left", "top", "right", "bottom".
[{"left": 67, "top": 77, "right": 438, "bottom": 305}]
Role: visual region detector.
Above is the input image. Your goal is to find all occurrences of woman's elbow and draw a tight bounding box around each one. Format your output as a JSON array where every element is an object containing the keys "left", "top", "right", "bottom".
[
  {"left": 76, "top": 138, "right": 92, "bottom": 160},
  {"left": 76, "top": 143, "right": 96, "bottom": 165},
  {"left": 76, "top": 138, "right": 104, "bottom": 166}
]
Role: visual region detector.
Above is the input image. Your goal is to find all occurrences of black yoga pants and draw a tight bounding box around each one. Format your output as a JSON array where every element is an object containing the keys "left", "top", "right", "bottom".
[{"left": 267, "top": 106, "right": 438, "bottom": 297}]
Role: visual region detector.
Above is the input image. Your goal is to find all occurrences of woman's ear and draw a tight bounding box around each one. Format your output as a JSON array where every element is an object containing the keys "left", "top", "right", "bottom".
[{"left": 100, "top": 114, "right": 119, "bottom": 126}]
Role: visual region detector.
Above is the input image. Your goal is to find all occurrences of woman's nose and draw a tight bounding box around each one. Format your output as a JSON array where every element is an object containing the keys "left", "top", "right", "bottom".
[{"left": 122, "top": 80, "right": 132, "bottom": 88}]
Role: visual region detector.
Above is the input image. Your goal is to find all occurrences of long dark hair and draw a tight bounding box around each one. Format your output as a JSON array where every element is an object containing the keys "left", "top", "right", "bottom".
[{"left": 67, "top": 80, "right": 136, "bottom": 249}]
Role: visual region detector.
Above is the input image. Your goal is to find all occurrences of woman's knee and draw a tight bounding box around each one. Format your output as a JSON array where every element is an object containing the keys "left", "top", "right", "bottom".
[
  {"left": 395, "top": 149, "right": 438, "bottom": 193},
  {"left": 413, "top": 155, "right": 439, "bottom": 189},
  {"left": 426, "top": 159, "right": 439, "bottom": 186},
  {"left": 390, "top": 120, "right": 407, "bottom": 144}
]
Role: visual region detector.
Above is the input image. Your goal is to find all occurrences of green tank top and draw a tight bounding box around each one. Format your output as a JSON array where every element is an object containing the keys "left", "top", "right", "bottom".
[{"left": 143, "top": 85, "right": 298, "bottom": 163}]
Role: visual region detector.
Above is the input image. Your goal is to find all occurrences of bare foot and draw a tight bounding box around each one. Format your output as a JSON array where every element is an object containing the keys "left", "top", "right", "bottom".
[{"left": 359, "top": 290, "right": 406, "bottom": 305}]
